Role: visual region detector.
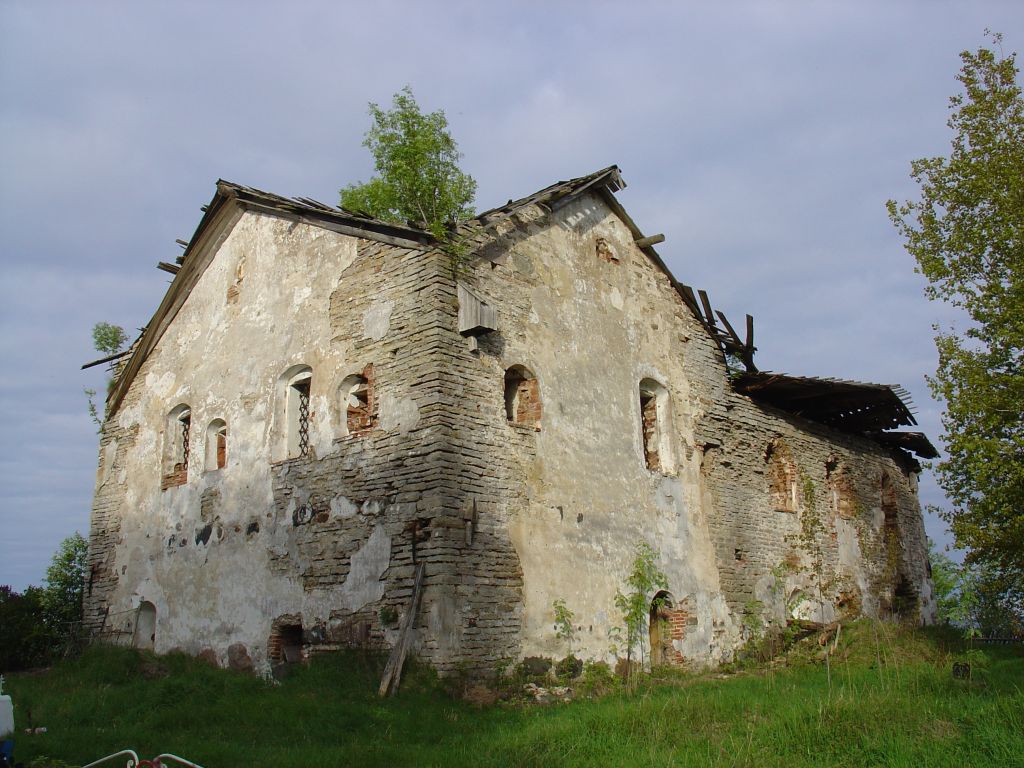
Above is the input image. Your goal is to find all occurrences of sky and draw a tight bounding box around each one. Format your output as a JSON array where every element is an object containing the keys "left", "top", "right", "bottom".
[{"left": 1, "top": 1, "right": 1020, "bottom": 590}]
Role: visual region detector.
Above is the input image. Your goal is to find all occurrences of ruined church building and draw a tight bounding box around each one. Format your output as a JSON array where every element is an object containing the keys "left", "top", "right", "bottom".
[{"left": 86, "top": 166, "right": 937, "bottom": 673}]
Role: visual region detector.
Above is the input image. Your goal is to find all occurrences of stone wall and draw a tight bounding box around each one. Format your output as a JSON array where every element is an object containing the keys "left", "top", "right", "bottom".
[
  {"left": 86, "top": 186, "right": 934, "bottom": 675},
  {"left": 83, "top": 210, "right": 494, "bottom": 671},
  {"left": 449, "top": 191, "right": 933, "bottom": 667}
]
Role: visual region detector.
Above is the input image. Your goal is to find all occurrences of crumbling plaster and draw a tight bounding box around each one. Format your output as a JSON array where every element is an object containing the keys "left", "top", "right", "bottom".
[
  {"left": 86, "top": 182, "right": 934, "bottom": 677},
  {"left": 460, "top": 193, "right": 932, "bottom": 666},
  {"left": 87, "top": 212, "right": 424, "bottom": 669}
]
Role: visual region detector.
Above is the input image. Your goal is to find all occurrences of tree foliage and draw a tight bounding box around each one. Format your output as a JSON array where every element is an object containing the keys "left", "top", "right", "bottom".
[
  {"left": 930, "top": 542, "right": 1024, "bottom": 637},
  {"left": 92, "top": 322, "right": 128, "bottom": 356},
  {"left": 612, "top": 542, "right": 668, "bottom": 672},
  {"left": 0, "top": 585, "right": 53, "bottom": 670},
  {"left": 340, "top": 86, "right": 477, "bottom": 240},
  {"left": 0, "top": 533, "right": 89, "bottom": 670},
  {"left": 888, "top": 34, "right": 1024, "bottom": 590},
  {"left": 42, "top": 532, "right": 88, "bottom": 633},
  {"left": 86, "top": 322, "right": 129, "bottom": 427}
]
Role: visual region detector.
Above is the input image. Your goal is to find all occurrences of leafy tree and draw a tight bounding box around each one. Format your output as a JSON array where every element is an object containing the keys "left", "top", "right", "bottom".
[
  {"left": 887, "top": 33, "right": 1024, "bottom": 591},
  {"left": 41, "top": 532, "right": 88, "bottom": 637},
  {"left": 928, "top": 542, "right": 962, "bottom": 624},
  {"left": 85, "top": 321, "right": 128, "bottom": 427},
  {"left": 340, "top": 86, "right": 477, "bottom": 241},
  {"left": 930, "top": 540, "right": 1024, "bottom": 637},
  {"left": 0, "top": 585, "right": 53, "bottom": 671},
  {"left": 92, "top": 322, "right": 128, "bottom": 356},
  {"left": 0, "top": 535, "right": 88, "bottom": 670}
]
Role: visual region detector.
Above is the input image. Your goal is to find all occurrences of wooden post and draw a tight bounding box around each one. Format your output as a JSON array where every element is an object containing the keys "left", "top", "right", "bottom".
[{"left": 378, "top": 561, "right": 426, "bottom": 697}]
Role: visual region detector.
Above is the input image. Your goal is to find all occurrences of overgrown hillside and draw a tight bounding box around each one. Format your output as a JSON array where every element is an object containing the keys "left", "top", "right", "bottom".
[{"left": 6, "top": 621, "right": 1022, "bottom": 768}]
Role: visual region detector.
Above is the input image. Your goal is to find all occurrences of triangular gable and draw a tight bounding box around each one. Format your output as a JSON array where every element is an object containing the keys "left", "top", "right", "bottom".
[{"left": 106, "top": 181, "right": 434, "bottom": 418}]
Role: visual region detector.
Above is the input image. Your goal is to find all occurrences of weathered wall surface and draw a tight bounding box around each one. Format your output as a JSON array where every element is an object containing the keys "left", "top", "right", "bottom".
[
  {"left": 87, "top": 186, "right": 933, "bottom": 675},
  {"left": 85, "top": 210, "right": 488, "bottom": 671},
  {"left": 453, "top": 193, "right": 933, "bottom": 667}
]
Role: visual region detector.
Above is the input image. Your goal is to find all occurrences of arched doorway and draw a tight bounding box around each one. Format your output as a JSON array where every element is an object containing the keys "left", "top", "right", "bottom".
[
  {"left": 649, "top": 591, "right": 675, "bottom": 667},
  {"left": 133, "top": 601, "right": 156, "bottom": 651}
]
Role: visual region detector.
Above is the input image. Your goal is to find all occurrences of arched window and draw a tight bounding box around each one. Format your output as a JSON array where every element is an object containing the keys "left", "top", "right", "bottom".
[
  {"left": 504, "top": 365, "right": 541, "bottom": 427},
  {"left": 639, "top": 378, "right": 671, "bottom": 472},
  {"left": 282, "top": 366, "right": 313, "bottom": 459},
  {"left": 161, "top": 404, "right": 191, "bottom": 490},
  {"left": 339, "top": 366, "right": 374, "bottom": 436},
  {"left": 205, "top": 419, "right": 227, "bottom": 471},
  {"left": 765, "top": 439, "right": 797, "bottom": 512}
]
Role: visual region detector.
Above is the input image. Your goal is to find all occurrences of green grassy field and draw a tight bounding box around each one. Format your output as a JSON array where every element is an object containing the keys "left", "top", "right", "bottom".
[{"left": 5, "top": 621, "right": 1022, "bottom": 768}]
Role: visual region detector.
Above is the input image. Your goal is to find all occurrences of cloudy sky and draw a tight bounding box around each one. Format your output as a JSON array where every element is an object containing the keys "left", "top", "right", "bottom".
[{"left": 1, "top": 1, "right": 1020, "bottom": 590}]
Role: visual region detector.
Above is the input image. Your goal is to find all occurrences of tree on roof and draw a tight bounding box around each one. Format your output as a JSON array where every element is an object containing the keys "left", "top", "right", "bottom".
[
  {"left": 340, "top": 87, "right": 477, "bottom": 241},
  {"left": 888, "top": 33, "right": 1024, "bottom": 606}
]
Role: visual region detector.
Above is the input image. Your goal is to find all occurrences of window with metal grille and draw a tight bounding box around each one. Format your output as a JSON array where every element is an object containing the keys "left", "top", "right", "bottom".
[
  {"left": 296, "top": 379, "right": 310, "bottom": 457},
  {"left": 162, "top": 404, "right": 191, "bottom": 490},
  {"left": 284, "top": 366, "right": 313, "bottom": 459},
  {"left": 179, "top": 411, "right": 191, "bottom": 467}
]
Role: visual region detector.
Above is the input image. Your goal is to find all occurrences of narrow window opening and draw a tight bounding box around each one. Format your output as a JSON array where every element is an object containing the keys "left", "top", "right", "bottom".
[
  {"left": 283, "top": 366, "right": 313, "bottom": 459},
  {"left": 296, "top": 380, "right": 310, "bottom": 456},
  {"left": 828, "top": 460, "right": 856, "bottom": 519},
  {"left": 162, "top": 405, "right": 191, "bottom": 490},
  {"left": 205, "top": 419, "right": 227, "bottom": 471},
  {"left": 504, "top": 366, "right": 541, "bottom": 427},
  {"left": 766, "top": 439, "right": 797, "bottom": 512},
  {"left": 641, "top": 392, "right": 659, "bottom": 470},
  {"left": 180, "top": 412, "right": 191, "bottom": 467},
  {"left": 340, "top": 368, "right": 374, "bottom": 435},
  {"left": 639, "top": 378, "right": 671, "bottom": 472}
]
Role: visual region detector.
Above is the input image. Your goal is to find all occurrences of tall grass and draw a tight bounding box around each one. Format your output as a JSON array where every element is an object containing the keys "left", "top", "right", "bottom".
[{"left": 6, "top": 622, "right": 1022, "bottom": 768}]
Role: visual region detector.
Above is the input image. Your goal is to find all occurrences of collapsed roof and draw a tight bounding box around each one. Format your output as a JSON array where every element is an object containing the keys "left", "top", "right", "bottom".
[
  {"left": 98, "top": 166, "right": 935, "bottom": 460},
  {"left": 732, "top": 372, "right": 938, "bottom": 458}
]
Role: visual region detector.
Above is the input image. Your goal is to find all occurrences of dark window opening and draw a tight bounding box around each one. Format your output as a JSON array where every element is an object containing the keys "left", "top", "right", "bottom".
[
  {"left": 504, "top": 366, "right": 541, "bottom": 427},
  {"left": 269, "top": 622, "right": 304, "bottom": 664},
  {"left": 892, "top": 576, "right": 918, "bottom": 620}
]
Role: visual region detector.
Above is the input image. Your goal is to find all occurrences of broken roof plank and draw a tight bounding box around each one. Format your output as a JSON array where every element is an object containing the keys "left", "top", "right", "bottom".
[
  {"left": 732, "top": 371, "right": 918, "bottom": 433},
  {"left": 81, "top": 349, "right": 132, "bottom": 370}
]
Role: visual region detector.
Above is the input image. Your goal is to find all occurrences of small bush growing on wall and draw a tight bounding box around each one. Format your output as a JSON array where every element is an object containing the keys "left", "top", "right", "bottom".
[
  {"left": 551, "top": 598, "right": 575, "bottom": 653},
  {"left": 613, "top": 542, "right": 668, "bottom": 682}
]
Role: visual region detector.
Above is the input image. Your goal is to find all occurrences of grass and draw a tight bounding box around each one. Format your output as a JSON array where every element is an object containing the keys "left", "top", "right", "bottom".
[{"left": 5, "top": 621, "right": 1022, "bottom": 768}]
